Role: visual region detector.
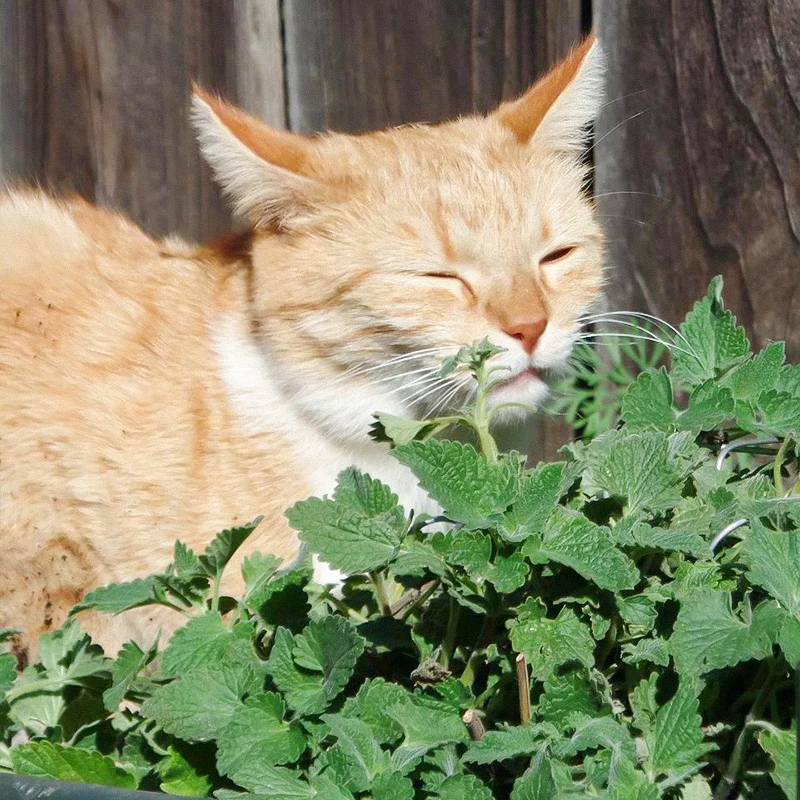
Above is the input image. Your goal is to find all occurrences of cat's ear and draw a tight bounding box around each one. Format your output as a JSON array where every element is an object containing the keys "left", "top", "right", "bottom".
[
  {"left": 191, "top": 86, "right": 318, "bottom": 226},
  {"left": 495, "top": 33, "right": 604, "bottom": 154}
]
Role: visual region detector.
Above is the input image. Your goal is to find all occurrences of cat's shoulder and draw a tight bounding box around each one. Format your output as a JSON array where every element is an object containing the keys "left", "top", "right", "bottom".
[{"left": 0, "top": 188, "right": 165, "bottom": 277}]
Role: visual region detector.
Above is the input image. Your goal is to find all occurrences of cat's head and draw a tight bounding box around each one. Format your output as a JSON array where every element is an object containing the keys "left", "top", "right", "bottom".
[{"left": 193, "top": 35, "right": 605, "bottom": 441}]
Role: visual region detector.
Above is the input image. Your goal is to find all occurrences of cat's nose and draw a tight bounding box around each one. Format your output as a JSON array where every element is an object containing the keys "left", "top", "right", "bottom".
[{"left": 504, "top": 318, "right": 547, "bottom": 354}]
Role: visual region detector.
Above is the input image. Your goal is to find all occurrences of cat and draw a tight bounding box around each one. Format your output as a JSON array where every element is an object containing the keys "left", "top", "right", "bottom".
[{"left": 0, "top": 34, "right": 605, "bottom": 664}]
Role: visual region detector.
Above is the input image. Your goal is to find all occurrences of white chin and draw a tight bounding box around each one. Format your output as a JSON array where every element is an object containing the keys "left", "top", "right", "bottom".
[{"left": 487, "top": 373, "right": 550, "bottom": 417}]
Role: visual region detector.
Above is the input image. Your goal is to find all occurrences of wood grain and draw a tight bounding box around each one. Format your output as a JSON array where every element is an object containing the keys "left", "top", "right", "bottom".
[
  {"left": 596, "top": 0, "right": 800, "bottom": 361},
  {"left": 0, "top": 0, "right": 238, "bottom": 241}
]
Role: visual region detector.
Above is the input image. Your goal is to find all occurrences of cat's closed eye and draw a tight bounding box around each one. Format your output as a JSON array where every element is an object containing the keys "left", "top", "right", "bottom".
[
  {"left": 422, "top": 271, "right": 476, "bottom": 299},
  {"left": 540, "top": 245, "right": 577, "bottom": 264}
]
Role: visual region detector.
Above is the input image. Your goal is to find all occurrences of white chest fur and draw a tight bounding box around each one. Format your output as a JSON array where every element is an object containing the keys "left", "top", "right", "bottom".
[{"left": 212, "top": 318, "right": 433, "bottom": 581}]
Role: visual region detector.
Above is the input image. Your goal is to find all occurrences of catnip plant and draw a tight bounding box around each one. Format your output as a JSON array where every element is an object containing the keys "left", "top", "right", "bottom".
[{"left": 1, "top": 277, "right": 798, "bottom": 800}]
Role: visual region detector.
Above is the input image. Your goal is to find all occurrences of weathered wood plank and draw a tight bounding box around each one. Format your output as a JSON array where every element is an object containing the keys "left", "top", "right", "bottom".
[
  {"left": 0, "top": 0, "right": 243, "bottom": 241},
  {"left": 282, "top": 0, "right": 583, "bottom": 460},
  {"left": 596, "top": 0, "right": 800, "bottom": 360}
]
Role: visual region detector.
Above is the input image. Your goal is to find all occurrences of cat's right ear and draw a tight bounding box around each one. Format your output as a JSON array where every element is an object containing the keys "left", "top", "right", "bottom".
[{"left": 191, "top": 86, "right": 319, "bottom": 227}]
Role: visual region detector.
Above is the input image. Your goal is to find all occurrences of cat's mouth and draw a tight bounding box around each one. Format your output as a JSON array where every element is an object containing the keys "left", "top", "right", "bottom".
[{"left": 493, "top": 366, "right": 542, "bottom": 389}]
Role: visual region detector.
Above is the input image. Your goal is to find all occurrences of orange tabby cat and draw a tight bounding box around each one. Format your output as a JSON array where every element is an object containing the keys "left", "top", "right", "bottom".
[{"left": 0, "top": 35, "right": 604, "bottom": 662}]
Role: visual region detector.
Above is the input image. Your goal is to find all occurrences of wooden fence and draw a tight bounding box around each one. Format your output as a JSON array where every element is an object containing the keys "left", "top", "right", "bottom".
[{"left": 1, "top": 0, "right": 797, "bottom": 461}]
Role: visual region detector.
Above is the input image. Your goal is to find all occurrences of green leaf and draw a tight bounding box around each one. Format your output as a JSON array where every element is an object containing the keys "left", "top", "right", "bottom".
[
  {"left": 672, "top": 276, "right": 749, "bottom": 388},
  {"left": 677, "top": 381, "right": 735, "bottom": 431},
  {"left": 612, "top": 519, "right": 706, "bottom": 556},
  {"left": 392, "top": 440, "right": 519, "bottom": 528},
  {"left": 340, "top": 678, "right": 408, "bottom": 744},
  {"left": 580, "top": 430, "right": 696, "bottom": 517},
  {"left": 621, "top": 638, "right": 670, "bottom": 667},
  {"left": 222, "top": 764, "right": 316, "bottom": 798},
  {"left": 322, "top": 714, "right": 388, "bottom": 785},
  {"left": 142, "top": 654, "right": 261, "bottom": 741},
  {"left": 436, "top": 773, "right": 494, "bottom": 800},
  {"left": 621, "top": 367, "right": 676, "bottom": 430},
  {"left": 386, "top": 700, "right": 468, "bottom": 771},
  {"left": 507, "top": 598, "right": 595, "bottom": 680},
  {"left": 103, "top": 640, "right": 155, "bottom": 711},
  {"left": 509, "top": 752, "right": 558, "bottom": 800},
  {"left": 0, "top": 652, "right": 16, "bottom": 699},
  {"left": 646, "top": 678, "right": 711, "bottom": 775},
  {"left": 217, "top": 694, "right": 306, "bottom": 786},
  {"left": 242, "top": 552, "right": 283, "bottom": 600},
  {"left": 463, "top": 724, "right": 551, "bottom": 764},
  {"left": 536, "top": 668, "right": 609, "bottom": 731},
  {"left": 267, "top": 617, "right": 365, "bottom": 716},
  {"left": 286, "top": 472, "right": 406, "bottom": 575},
  {"left": 679, "top": 774, "right": 713, "bottom": 800},
  {"left": 522, "top": 508, "right": 639, "bottom": 591},
  {"left": 672, "top": 589, "right": 769, "bottom": 675},
  {"left": 501, "top": 463, "right": 567, "bottom": 541},
  {"left": 72, "top": 576, "right": 164, "bottom": 615},
  {"left": 161, "top": 612, "right": 251, "bottom": 676},
  {"left": 158, "top": 745, "right": 215, "bottom": 797},
  {"left": 554, "top": 713, "right": 636, "bottom": 763},
  {"left": 11, "top": 742, "right": 136, "bottom": 788},
  {"left": 758, "top": 725, "right": 797, "bottom": 800},
  {"left": 199, "top": 517, "right": 262, "bottom": 577},
  {"left": 617, "top": 595, "right": 658, "bottom": 631},
  {"left": 722, "top": 342, "right": 785, "bottom": 401},
  {"left": 373, "top": 771, "right": 414, "bottom": 800},
  {"left": 374, "top": 412, "right": 436, "bottom": 446},
  {"left": 742, "top": 520, "right": 800, "bottom": 614},
  {"left": 742, "top": 389, "right": 800, "bottom": 436}
]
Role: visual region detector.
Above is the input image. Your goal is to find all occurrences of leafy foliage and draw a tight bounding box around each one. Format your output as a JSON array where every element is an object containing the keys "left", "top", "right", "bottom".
[{"left": 2, "top": 278, "right": 798, "bottom": 799}]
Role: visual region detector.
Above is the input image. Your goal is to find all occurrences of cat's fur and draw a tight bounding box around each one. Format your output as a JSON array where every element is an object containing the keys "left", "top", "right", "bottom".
[{"left": 0, "top": 35, "right": 605, "bottom": 662}]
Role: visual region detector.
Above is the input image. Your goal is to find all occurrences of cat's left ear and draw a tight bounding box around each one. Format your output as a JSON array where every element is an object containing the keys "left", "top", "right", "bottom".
[{"left": 494, "top": 33, "right": 605, "bottom": 154}]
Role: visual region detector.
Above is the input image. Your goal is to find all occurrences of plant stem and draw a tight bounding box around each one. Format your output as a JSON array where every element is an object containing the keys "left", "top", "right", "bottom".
[
  {"left": 462, "top": 709, "right": 486, "bottom": 741},
  {"left": 396, "top": 579, "right": 440, "bottom": 621},
  {"left": 442, "top": 597, "right": 461, "bottom": 669},
  {"left": 211, "top": 573, "right": 222, "bottom": 613},
  {"left": 516, "top": 653, "right": 531, "bottom": 724},
  {"left": 369, "top": 570, "right": 392, "bottom": 616},
  {"left": 324, "top": 591, "right": 369, "bottom": 624},
  {"left": 773, "top": 436, "right": 791, "bottom": 492},
  {"left": 713, "top": 660, "right": 783, "bottom": 800},
  {"left": 460, "top": 615, "right": 496, "bottom": 686}
]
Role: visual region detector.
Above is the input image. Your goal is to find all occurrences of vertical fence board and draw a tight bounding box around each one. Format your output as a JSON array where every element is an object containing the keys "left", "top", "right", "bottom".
[
  {"left": 282, "top": 0, "right": 582, "bottom": 460},
  {"left": 596, "top": 0, "right": 800, "bottom": 360},
  {"left": 0, "top": 0, "right": 240, "bottom": 240}
]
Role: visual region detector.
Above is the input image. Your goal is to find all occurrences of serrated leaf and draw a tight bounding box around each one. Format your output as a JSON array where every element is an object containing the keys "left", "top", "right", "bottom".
[
  {"left": 621, "top": 638, "right": 670, "bottom": 667},
  {"left": 758, "top": 725, "right": 797, "bottom": 800},
  {"left": 161, "top": 612, "right": 249, "bottom": 676},
  {"left": 612, "top": 519, "right": 707, "bottom": 556},
  {"left": 646, "top": 678, "right": 712, "bottom": 775},
  {"left": 522, "top": 508, "right": 638, "bottom": 591},
  {"left": 581, "top": 430, "right": 694, "bottom": 517},
  {"left": 554, "top": 713, "right": 635, "bottom": 763},
  {"left": 680, "top": 774, "right": 713, "bottom": 800},
  {"left": 617, "top": 595, "right": 658, "bottom": 631},
  {"left": 501, "top": 463, "right": 567, "bottom": 541},
  {"left": 386, "top": 700, "right": 468, "bottom": 771},
  {"left": 742, "top": 520, "right": 800, "bottom": 614},
  {"left": 677, "top": 381, "right": 734, "bottom": 431},
  {"left": 322, "top": 714, "right": 388, "bottom": 785},
  {"left": 340, "top": 678, "right": 408, "bottom": 744},
  {"left": 199, "top": 517, "right": 262, "bottom": 577},
  {"left": 507, "top": 598, "right": 595, "bottom": 680},
  {"left": 463, "top": 724, "right": 551, "bottom": 763},
  {"left": 374, "top": 412, "right": 436, "bottom": 446},
  {"left": 373, "top": 770, "right": 414, "bottom": 800},
  {"left": 536, "top": 668, "right": 609, "bottom": 731},
  {"left": 286, "top": 472, "right": 406, "bottom": 575},
  {"left": 392, "top": 440, "right": 519, "bottom": 528},
  {"left": 158, "top": 744, "right": 214, "bottom": 797},
  {"left": 242, "top": 552, "right": 283, "bottom": 599},
  {"left": 267, "top": 617, "right": 364, "bottom": 716},
  {"left": 103, "top": 640, "right": 155, "bottom": 711},
  {"left": 142, "top": 654, "right": 261, "bottom": 741},
  {"left": 672, "top": 589, "right": 769, "bottom": 675},
  {"left": 672, "top": 276, "right": 749, "bottom": 388},
  {"left": 722, "top": 342, "right": 785, "bottom": 401},
  {"left": 436, "top": 773, "right": 493, "bottom": 800},
  {"left": 217, "top": 694, "right": 306, "bottom": 787},
  {"left": 11, "top": 742, "right": 136, "bottom": 788},
  {"left": 509, "top": 751, "right": 558, "bottom": 800},
  {"left": 72, "top": 576, "right": 164, "bottom": 615},
  {"left": 742, "top": 389, "right": 800, "bottom": 436},
  {"left": 220, "top": 764, "right": 316, "bottom": 798},
  {"left": 621, "top": 367, "right": 676, "bottom": 430}
]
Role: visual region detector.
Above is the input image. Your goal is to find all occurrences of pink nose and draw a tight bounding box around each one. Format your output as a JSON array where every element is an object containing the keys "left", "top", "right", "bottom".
[{"left": 504, "top": 319, "right": 547, "bottom": 354}]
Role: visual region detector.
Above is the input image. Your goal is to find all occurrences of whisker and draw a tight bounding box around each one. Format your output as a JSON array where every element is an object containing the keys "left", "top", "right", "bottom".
[
  {"left": 593, "top": 190, "right": 662, "bottom": 200},
  {"left": 334, "top": 346, "right": 453, "bottom": 382},
  {"left": 406, "top": 378, "right": 454, "bottom": 408},
  {"left": 575, "top": 331, "right": 695, "bottom": 358},
  {"left": 579, "top": 311, "right": 699, "bottom": 359},
  {"left": 597, "top": 213, "right": 651, "bottom": 228},
  {"left": 583, "top": 109, "right": 648, "bottom": 157}
]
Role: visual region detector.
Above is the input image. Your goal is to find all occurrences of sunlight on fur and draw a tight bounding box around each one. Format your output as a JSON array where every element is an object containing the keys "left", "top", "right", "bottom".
[{"left": 0, "top": 35, "right": 605, "bottom": 659}]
